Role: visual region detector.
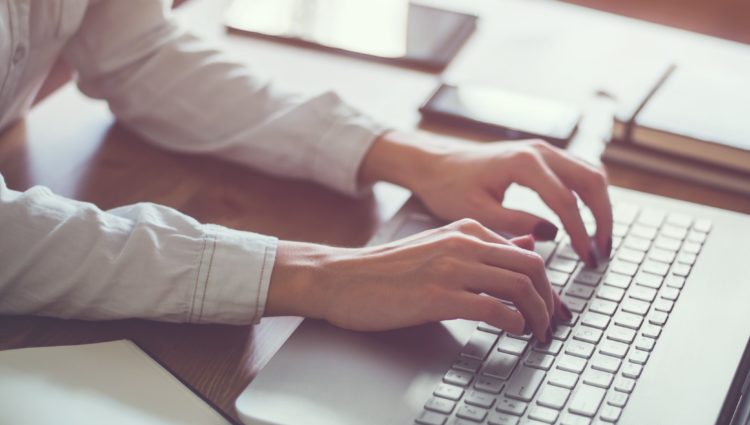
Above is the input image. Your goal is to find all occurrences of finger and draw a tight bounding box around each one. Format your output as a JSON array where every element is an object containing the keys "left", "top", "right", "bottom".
[
  {"left": 511, "top": 151, "right": 595, "bottom": 266},
  {"left": 469, "top": 241, "right": 555, "bottom": 321},
  {"left": 463, "top": 263, "right": 551, "bottom": 341},
  {"left": 477, "top": 200, "right": 559, "bottom": 241},
  {"left": 449, "top": 293, "right": 526, "bottom": 335},
  {"left": 539, "top": 145, "right": 613, "bottom": 257},
  {"left": 510, "top": 234, "right": 535, "bottom": 251},
  {"left": 445, "top": 218, "right": 512, "bottom": 246}
]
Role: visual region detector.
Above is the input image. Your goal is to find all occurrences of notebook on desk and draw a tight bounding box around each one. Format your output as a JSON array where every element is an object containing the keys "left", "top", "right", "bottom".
[{"left": 0, "top": 341, "right": 233, "bottom": 425}]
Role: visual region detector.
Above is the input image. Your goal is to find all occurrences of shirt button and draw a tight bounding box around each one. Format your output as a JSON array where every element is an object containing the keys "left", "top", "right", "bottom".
[{"left": 12, "top": 45, "right": 26, "bottom": 64}]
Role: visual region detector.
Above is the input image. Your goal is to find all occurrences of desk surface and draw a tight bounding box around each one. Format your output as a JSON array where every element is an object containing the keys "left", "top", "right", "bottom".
[{"left": 1, "top": 0, "right": 749, "bottom": 421}]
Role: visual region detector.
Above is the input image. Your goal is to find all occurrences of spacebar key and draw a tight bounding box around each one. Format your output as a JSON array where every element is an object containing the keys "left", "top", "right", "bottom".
[
  {"left": 505, "top": 366, "right": 545, "bottom": 402},
  {"left": 568, "top": 384, "right": 606, "bottom": 417}
]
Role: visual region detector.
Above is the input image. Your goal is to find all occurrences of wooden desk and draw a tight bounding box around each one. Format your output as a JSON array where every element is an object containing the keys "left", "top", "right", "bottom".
[{"left": 1, "top": 0, "right": 748, "bottom": 422}]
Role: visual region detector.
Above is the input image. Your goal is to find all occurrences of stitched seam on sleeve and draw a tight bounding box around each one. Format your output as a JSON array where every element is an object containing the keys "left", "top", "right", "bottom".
[
  {"left": 189, "top": 236, "right": 208, "bottom": 323},
  {"left": 197, "top": 232, "right": 218, "bottom": 323},
  {"left": 251, "top": 244, "right": 270, "bottom": 324}
]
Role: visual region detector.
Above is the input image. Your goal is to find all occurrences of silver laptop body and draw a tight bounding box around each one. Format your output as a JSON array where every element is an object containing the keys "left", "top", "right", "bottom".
[{"left": 236, "top": 185, "right": 750, "bottom": 425}]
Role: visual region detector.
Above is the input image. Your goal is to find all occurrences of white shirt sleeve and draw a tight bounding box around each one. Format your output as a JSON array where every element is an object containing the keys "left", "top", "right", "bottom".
[
  {"left": 0, "top": 174, "right": 277, "bottom": 324},
  {"left": 62, "top": 0, "right": 387, "bottom": 196}
]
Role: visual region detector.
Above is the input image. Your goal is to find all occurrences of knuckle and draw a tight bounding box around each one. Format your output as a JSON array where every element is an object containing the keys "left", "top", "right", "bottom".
[
  {"left": 512, "top": 148, "right": 542, "bottom": 167},
  {"left": 512, "top": 274, "right": 535, "bottom": 297},
  {"left": 527, "top": 138, "right": 551, "bottom": 151},
  {"left": 525, "top": 251, "right": 546, "bottom": 273},
  {"left": 454, "top": 218, "right": 482, "bottom": 233}
]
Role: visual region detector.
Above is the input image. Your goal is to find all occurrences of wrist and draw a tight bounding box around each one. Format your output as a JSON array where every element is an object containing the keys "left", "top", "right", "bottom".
[
  {"left": 265, "top": 241, "right": 337, "bottom": 319},
  {"left": 359, "top": 130, "right": 448, "bottom": 194}
]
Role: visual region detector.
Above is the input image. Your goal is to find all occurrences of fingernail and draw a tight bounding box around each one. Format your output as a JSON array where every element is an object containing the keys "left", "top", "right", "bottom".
[
  {"left": 606, "top": 237, "right": 613, "bottom": 258},
  {"left": 532, "top": 221, "right": 558, "bottom": 241},
  {"left": 588, "top": 250, "right": 598, "bottom": 269},
  {"left": 561, "top": 303, "right": 573, "bottom": 321},
  {"left": 523, "top": 323, "right": 532, "bottom": 335},
  {"left": 545, "top": 326, "right": 553, "bottom": 343}
]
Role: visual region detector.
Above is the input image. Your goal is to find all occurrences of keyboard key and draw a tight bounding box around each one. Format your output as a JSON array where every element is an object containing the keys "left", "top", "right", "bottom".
[
  {"left": 462, "top": 331, "right": 498, "bottom": 360},
  {"left": 416, "top": 410, "right": 448, "bottom": 425},
  {"left": 618, "top": 247, "right": 645, "bottom": 264},
  {"left": 483, "top": 351, "right": 520, "bottom": 380},
  {"left": 497, "top": 335, "right": 528, "bottom": 356},
  {"left": 653, "top": 236, "right": 680, "bottom": 252},
  {"left": 693, "top": 218, "right": 712, "bottom": 233},
  {"left": 654, "top": 298, "right": 675, "bottom": 313},
  {"left": 613, "top": 203, "right": 639, "bottom": 224},
  {"left": 589, "top": 299, "right": 617, "bottom": 316},
  {"left": 609, "top": 260, "right": 638, "bottom": 277},
  {"left": 560, "top": 313, "right": 579, "bottom": 327},
  {"left": 478, "top": 322, "right": 503, "bottom": 334},
  {"left": 660, "top": 224, "right": 687, "bottom": 240},
  {"left": 549, "top": 257, "right": 578, "bottom": 274},
  {"left": 456, "top": 404, "right": 488, "bottom": 422},
  {"left": 598, "top": 286, "right": 625, "bottom": 303},
  {"left": 677, "top": 252, "right": 698, "bottom": 265},
  {"left": 426, "top": 397, "right": 457, "bottom": 414},
  {"left": 599, "top": 340, "right": 629, "bottom": 359},
  {"left": 629, "top": 349, "right": 649, "bottom": 365},
  {"left": 528, "top": 405, "right": 560, "bottom": 423},
  {"left": 649, "top": 248, "right": 676, "bottom": 264},
  {"left": 635, "top": 336, "right": 656, "bottom": 352},
  {"left": 591, "top": 354, "right": 621, "bottom": 374},
  {"left": 641, "top": 260, "right": 670, "bottom": 277},
  {"left": 561, "top": 295, "right": 587, "bottom": 313},
  {"left": 634, "top": 272, "right": 663, "bottom": 289},
  {"left": 581, "top": 312, "right": 610, "bottom": 330},
  {"left": 505, "top": 366, "right": 546, "bottom": 402},
  {"left": 614, "top": 376, "right": 636, "bottom": 393},
  {"left": 568, "top": 384, "right": 606, "bottom": 417},
  {"left": 682, "top": 241, "right": 702, "bottom": 254},
  {"left": 525, "top": 352, "right": 555, "bottom": 371},
  {"left": 574, "top": 326, "right": 603, "bottom": 345},
  {"left": 665, "top": 275, "right": 686, "bottom": 289},
  {"left": 603, "top": 273, "right": 631, "bottom": 289},
  {"left": 607, "top": 391, "right": 629, "bottom": 408},
  {"left": 533, "top": 339, "right": 563, "bottom": 355},
  {"left": 666, "top": 213, "right": 692, "bottom": 228},
  {"left": 453, "top": 357, "right": 482, "bottom": 373},
  {"left": 648, "top": 311, "right": 668, "bottom": 326},
  {"left": 556, "top": 243, "right": 579, "bottom": 260},
  {"left": 614, "top": 311, "right": 643, "bottom": 330},
  {"left": 565, "top": 341, "right": 595, "bottom": 359},
  {"left": 631, "top": 224, "right": 657, "bottom": 240},
  {"left": 557, "top": 354, "right": 587, "bottom": 374},
  {"left": 629, "top": 285, "right": 657, "bottom": 302},
  {"left": 552, "top": 325, "right": 572, "bottom": 341},
  {"left": 607, "top": 326, "right": 636, "bottom": 344},
  {"left": 612, "top": 222, "right": 630, "bottom": 237},
  {"left": 583, "top": 368, "right": 614, "bottom": 389},
  {"left": 621, "top": 298, "right": 650, "bottom": 316},
  {"left": 444, "top": 370, "right": 473, "bottom": 387},
  {"left": 574, "top": 270, "right": 602, "bottom": 286},
  {"left": 672, "top": 263, "right": 692, "bottom": 277},
  {"left": 686, "top": 230, "right": 707, "bottom": 244},
  {"left": 566, "top": 283, "right": 595, "bottom": 300},
  {"left": 548, "top": 270, "right": 570, "bottom": 287},
  {"left": 465, "top": 390, "right": 496, "bottom": 409},
  {"left": 495, "top": 397, "right": 528, "bottom": 416},
  {"left": 435, "top": 383, "right": 464, "bottom": 400},
  {"left": 641, "top": 324, "right": 662, "bottom": 339},
  {"left": 600, "top": 404, "right": 622, "bottom": 422},
  {"left": 548, "top": 369, "right": 579, "bottom": 389},
  {"left": 534, "top": 240, "right": 558, "bottom": 264},
  {"left": 623, "top": 236, "right": 650, "bottom": 252},
  {"left": 621, "top": 363, "right": 643, "bottom": 379},
  {"left": 474, "top": 376, "right": 505, "bottom": 394},
  {"left": 487, "top": 411, "right": 520, "bottom": 425},
  {"left": 561, "top": 412, "right": 593, "bottom": 425}
]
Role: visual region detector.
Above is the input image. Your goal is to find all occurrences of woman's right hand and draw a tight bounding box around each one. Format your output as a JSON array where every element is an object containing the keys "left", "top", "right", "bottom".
[{"left": 266, "top": 218, "right": 571, "bottom": 343}]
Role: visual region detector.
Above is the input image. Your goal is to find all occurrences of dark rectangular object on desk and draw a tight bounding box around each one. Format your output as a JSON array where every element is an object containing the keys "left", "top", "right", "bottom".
[
  {"left": 419, "top": 83, "right": 581, "bottom": 147},
  {"left": 224, "top": 1, "right": 476, "bottom": 72}
]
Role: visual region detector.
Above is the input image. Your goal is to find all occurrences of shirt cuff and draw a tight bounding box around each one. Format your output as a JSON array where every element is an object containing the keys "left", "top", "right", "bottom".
[
  {"left": 187, "top": 224, "right": 278, "bottom": 325},
  {"left": 309, "top": 92, "right": 389, "bottom": 197}
]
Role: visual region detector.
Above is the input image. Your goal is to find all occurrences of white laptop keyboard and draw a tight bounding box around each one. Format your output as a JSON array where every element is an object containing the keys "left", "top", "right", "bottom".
[{"left": 415, "top": 203, "right": 712, "bottom": 425}]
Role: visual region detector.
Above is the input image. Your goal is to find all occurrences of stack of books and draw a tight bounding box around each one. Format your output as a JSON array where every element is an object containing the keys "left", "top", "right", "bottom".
[{"left": 603, "top": 62, "right": 750, "bottom": 196}]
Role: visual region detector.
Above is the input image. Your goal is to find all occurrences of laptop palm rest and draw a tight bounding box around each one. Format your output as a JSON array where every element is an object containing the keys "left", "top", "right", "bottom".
[{"left": 236, "top": 318, "right": 475, "bottom": 425}]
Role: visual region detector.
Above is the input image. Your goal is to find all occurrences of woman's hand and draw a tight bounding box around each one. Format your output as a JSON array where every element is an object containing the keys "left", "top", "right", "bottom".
[
  {"left": 360, "top": 131, "right": 613, "bottom": 266},
  {"left": 266, "top": 220, "right": 571, "bottom": 342}
]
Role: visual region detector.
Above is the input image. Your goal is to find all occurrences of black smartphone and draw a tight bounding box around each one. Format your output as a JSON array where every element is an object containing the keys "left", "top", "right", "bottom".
[{"left": 419, "top": 83, "right": 582, "bottom": 146}]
